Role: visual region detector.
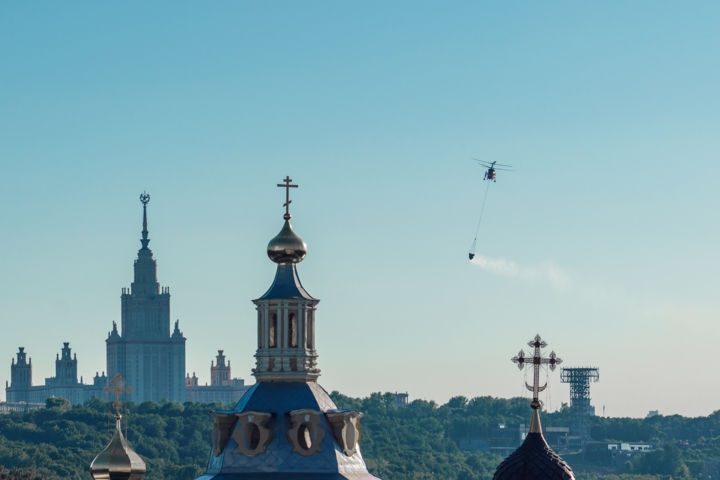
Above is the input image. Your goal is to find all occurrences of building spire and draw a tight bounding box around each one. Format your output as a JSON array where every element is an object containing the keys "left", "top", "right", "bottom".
[
  {"left": 140, "top": 192, "right": 150, "bottom": 250},
  {"left": 254, "top": 177, "right": 319, "bottom": 382},
  {"left": 130, "top": 192, "right": 160, "bottom": 296}
]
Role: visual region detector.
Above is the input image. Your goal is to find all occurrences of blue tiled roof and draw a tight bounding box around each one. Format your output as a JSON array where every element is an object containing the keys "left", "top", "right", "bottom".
[
  {"left": 256, "top": 265, "right": 316, "bottom": 301},
  {"left": 232, "top": 382, "right": 336, "bottom": 413},
  {"left": 196, "top": 382, "right": 379, "bottom": 480}
]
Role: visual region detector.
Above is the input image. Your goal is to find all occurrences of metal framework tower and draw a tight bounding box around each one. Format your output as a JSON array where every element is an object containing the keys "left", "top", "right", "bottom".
[{"left": 560, "top": 367, "right": 599, "bottom": 443}]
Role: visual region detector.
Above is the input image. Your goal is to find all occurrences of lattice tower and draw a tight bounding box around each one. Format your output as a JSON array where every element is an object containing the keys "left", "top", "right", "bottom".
[{"left": 560, "top": 367, "right": 599, "bottom": 443}]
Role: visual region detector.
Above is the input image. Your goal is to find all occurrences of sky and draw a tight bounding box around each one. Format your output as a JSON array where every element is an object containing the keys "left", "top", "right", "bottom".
[{"left": 1, "top": 1, "right": 719, "bottom": 418}]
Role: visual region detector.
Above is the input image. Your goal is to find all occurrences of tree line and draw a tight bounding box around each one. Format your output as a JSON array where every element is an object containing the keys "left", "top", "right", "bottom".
[{"left": 0, "top": 393, "right": 717, "bottom": 479}]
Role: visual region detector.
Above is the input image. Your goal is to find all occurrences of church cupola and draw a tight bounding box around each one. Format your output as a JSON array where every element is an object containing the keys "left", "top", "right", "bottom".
[
  {"left": 493, "top": 335, "right": 575, "bottom": 480},
  {"left": 90, "top": 374, "right": 146, "bottom": 480},
  {"left": 253, "top": 176, "right": 320, "bottom": 382}
]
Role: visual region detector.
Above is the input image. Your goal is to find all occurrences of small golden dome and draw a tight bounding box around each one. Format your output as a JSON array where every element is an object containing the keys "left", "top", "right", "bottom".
[
  {"left": 90, "top": 415, "right": 146, "bottom": 479},
  {"left": 267, "top": 219, "right": 307, "bottom": 264}
]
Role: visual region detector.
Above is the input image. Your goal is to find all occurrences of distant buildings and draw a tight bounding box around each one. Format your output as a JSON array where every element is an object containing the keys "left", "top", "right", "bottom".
[
  {"left": 393, "top": 392, "right": 409, "bottom": 407},
  {"left": 0, "top": 401, "right": 43, "bottom": 414},
  {"left": 457, "top": 421, "right": 570, "bottom": 456},
  {"left": 607, "top": 442, "right": 653, "bottom": 453},
  {"left": 6, "top": 343, "right": 106, "bottom": 405},
  {"left": 5, "top": 194, "right": 248, "bottom": 406},
  {"left": 186, "top": 350, "right": 248, "bottom": 404}
]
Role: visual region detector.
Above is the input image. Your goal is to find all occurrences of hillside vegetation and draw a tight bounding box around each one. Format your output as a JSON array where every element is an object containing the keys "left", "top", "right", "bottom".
[{"left": 0, "top": 394, "right": 717, "bottom": 480}]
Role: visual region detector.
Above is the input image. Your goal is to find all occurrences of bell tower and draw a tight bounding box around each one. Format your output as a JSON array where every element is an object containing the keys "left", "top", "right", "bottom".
[
  {"left": 252, "top": 176, "right": 320, "bottom": 382},
  {"left": 194, "top": 176, "right": 379, "bottom": 480}
]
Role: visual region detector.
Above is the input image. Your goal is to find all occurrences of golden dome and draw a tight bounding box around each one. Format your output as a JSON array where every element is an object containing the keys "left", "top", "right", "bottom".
[
  {"left": 267, "top": 219, "right": 307, "bottom": 264},
  {"left": 90, "top": 415, "right": 146, "bottom": 479}
]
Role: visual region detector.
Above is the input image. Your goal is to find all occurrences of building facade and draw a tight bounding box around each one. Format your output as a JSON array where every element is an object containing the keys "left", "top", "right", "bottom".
[
  {"left": 186, "top": 350, "right": 249, "bottom": 404},
  {"left": 5, "top": 344, "right": 106, "bottom": 405},
  {"left": 106, "top": 194, "right": 187, "bottom": 404}
]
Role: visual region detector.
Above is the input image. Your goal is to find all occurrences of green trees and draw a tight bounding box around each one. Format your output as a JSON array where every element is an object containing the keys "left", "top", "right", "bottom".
[
  {"left": 0, "top": 399, "right": 222, "bottom": 480},
  {"left": 0, "top": 394, "right": 716, "bottom": 480},
  {"left": 0, "top": 467, "right": 44, "bottom": 480}
]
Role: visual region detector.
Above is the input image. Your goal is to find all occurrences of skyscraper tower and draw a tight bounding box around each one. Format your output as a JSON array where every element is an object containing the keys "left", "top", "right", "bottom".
[
  {"left": 195, "top": 177, "right": 379, "bottom": 480},
  {"left": 106, "top": 193, "right": 186, "bottom": 403},
  {"left": 6, "top": 348, "right": 32, "bottom": 402},
  {"left": 53, "top": 342, "right": 78, "bottom": 385},
  {"left": 211, "top": 350, "right": 231, "bottom": 386}
]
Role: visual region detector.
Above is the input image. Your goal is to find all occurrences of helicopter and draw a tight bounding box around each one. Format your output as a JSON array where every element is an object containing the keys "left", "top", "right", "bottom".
[
  {"left": 475, "top": 159, "right": 512, "bottom": 182},
  {"left": 468, "top": 159, "right": 513, "bottom": 260}
]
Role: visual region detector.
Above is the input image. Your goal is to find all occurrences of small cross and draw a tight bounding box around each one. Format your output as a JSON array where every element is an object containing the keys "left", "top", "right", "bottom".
[
  {"left": 511, "top": 334, "right": 562, "bottom": 409},
  {"left": 276, "top": 176, "right": 298, "bottom": 220},
  {"left": 103, "top": 373, "right": 133, "bottom": 415}
]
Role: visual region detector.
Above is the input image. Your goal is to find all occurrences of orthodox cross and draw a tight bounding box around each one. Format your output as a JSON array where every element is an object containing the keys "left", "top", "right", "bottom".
[
  {"left": 511, "top": 334, "right": 562, "bottom": 409},
  {"left": 277, "top": 176, "right": 298, "bottom": 220},
  {"left": 103, "top": 372, "right": 133, "bottom": 415},
  {"left": 139, "top": 191, "right": 150, "bottom": 206}
]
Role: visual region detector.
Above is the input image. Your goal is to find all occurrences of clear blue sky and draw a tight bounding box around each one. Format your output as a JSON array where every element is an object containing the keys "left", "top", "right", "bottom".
[{"left": 1, "top": 1, "right": 719, "bottom": 417}]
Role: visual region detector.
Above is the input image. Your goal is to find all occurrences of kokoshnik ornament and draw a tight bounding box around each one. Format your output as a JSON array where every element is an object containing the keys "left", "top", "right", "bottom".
[{"left": 493, "top": 334, "right": 574, "bottom": 480}]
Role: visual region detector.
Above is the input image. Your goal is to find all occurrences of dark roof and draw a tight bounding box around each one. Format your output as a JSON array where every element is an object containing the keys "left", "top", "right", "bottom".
[
  {"left": 256, "top": 264, "right": 316, "bottom": 301},
  {"left": 493, "top": 410, "right": 574, "bottom": 480}
]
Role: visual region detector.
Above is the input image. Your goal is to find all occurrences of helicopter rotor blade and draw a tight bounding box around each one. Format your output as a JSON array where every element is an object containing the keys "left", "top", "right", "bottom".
[
  {"left": 473, "top": 158, "right": 513, "bottom": 169},
  {"left": 473, "top": 158, "right": 493, "bottom": 167}
]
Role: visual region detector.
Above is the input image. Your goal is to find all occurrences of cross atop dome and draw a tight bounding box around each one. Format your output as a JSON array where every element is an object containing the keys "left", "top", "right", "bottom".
[
  {"left": 512, "top": 334, "right": 562, "bottom": 409},
  {"left": 277, "top": 175, "right": 298, "bottom": 220},
  {"left": 103, "top": 372, "right": 132, "bottom": 416},
  {"left": 267, "top": 176, "right": 307, "bottom": 265},
  {"left": 493, "top": 334, "right": 575, "bottom": 480}
]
